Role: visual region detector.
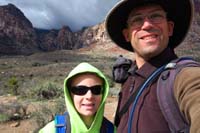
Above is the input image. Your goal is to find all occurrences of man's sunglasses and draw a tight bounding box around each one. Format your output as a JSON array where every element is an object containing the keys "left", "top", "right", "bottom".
[{"left": 69, "top": 85, "right": 103, "bottom": 95}]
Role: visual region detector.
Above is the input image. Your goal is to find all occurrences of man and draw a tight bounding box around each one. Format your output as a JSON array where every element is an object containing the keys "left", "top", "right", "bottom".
[{"left": 105, "top": 0, "right": 200, "bottom": 133}]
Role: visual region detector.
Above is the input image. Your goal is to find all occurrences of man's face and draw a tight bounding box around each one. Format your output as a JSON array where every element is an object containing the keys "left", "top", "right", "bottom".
[{"left": 123, "top": 4, "right": 174, "bottom": 60}]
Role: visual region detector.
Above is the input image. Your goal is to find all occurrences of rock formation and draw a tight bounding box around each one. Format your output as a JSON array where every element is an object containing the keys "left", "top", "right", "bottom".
[{"left": 0, "top": 1, "right": 199, "bottom": 55}]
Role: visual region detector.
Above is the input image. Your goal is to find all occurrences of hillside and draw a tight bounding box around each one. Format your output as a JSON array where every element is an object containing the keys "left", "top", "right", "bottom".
[
  {"left": 0, "top": 1, "right": 200, "bottom": 55},
  {"left": 0, "top": 38, "right": 199, "bottom": 132},
  {"left": 0, "top": 41, "right": 135, "bottom": 132}
]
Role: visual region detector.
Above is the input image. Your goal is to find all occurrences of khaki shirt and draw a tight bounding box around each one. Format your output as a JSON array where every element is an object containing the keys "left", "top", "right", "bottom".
[{"left": 174, "top": 67, "right": 200, "bottom": 133}]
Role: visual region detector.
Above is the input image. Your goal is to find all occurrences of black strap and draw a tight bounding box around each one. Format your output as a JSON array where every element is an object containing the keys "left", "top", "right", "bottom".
[
  {"left": 104, "top": 117, "right": 114, "bottom": 133},
  {"left": 115, "top": 81, "right": 140, "bottom": 123},
  {"left": 115, "top": 71, "right": 159, "bottom": 126},
  {"left": 65, "top": 112, "right": 70, "bottom": 133}
]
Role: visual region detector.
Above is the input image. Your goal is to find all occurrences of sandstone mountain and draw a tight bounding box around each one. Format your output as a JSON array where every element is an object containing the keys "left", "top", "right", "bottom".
[
  {"left": 0, "top": 4, "right": 39, "bottom": 55},
  {"left": 0, "top": 3, "right": 111, "bottom": 55},
  {"left": 0, "top": 1, "right": 200, "bottom": 55}
]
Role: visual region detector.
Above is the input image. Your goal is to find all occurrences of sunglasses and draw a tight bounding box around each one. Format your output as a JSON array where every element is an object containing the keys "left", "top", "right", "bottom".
[
  {"left": 127, "top": 10, "right": 167, "bottom": 29},
  {"left": 70, "top": 85, "right": 103, "bottom": 95}
]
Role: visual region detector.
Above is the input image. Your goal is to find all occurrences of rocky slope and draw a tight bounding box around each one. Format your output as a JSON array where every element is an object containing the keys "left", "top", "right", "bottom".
[
  {"left": 0, "top": 1, "right": 200, "bottom": 55},
  {"left": 0, "top": 4, "right": 39, "bottom": 55},
  {"left": 0, "top": 3, "right": 109, "bottom": 55}
]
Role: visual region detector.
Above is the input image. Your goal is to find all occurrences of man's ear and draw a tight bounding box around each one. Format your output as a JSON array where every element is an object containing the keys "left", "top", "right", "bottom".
[
  {"left": 122, "top": 29, "right": 130, "bottom": 42},
  {"left": 168, "top": 21, "right": 174, "bottom": 36}
]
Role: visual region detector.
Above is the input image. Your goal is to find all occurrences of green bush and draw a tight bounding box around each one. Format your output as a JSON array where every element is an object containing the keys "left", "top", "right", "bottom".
[
  {"left": 32, "top": 62, "right": 44, "bottom": 67},
  {"left": 0, "top": 114, "right": 10, "bottom": 122},
  {"left": 29, "top": 82, "right": 63, "bottom": 100},
  {"left": 33, "top": 98, "right": 66, "bottom": 131},
  {"left": 7, "top": 76, "right": 19, "bottom": 95},
  {"left": 32, "top": 103, "right": 53, "bottom": 128}
]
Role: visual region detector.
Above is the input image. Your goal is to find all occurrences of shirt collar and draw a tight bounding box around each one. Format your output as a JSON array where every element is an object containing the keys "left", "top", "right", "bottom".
[{"left": 130, "top": 48, "right": 178, "bottom": 78}]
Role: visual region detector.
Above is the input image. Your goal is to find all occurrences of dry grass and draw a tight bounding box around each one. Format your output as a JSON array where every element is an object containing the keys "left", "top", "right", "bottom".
[
  {"left": 0, "top": 40, "right": 199, "bottom": 132},
  {"left": 0, "top": 46, "right": 126, "bottom": 97}
]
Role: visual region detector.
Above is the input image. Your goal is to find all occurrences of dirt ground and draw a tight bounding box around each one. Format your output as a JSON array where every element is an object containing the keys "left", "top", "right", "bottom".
[
  {"left": 0, "top": 96, "right": 118, "bottom": 133},
  {"left": 104, "top": 97, "right": 118, "bottom": 122}
]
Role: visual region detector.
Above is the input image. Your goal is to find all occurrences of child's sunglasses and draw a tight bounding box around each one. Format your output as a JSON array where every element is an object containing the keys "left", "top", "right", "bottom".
[{"left": 69, "top": 85, "right": 103, "bottom": 95}]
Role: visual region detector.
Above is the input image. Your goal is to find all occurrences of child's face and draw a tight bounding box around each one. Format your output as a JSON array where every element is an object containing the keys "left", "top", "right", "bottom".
[{"left": 70, "top": 73, "right": 103, "bottom": 118}]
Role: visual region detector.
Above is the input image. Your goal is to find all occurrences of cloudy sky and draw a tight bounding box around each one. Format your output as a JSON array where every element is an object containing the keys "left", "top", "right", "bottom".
[{"left": 0, "top": 0, "right": 120, "bottom": 31}]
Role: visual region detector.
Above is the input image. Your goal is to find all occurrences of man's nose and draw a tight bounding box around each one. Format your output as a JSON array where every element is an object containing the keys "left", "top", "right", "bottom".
[{"left": 141, "top": 18, "right": 154, "bottom": 29}]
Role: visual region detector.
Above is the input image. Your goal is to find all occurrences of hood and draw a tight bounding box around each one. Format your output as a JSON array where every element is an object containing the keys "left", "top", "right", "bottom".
[{"left": 63, "top": 62, "right": 110, "bottom": 133}]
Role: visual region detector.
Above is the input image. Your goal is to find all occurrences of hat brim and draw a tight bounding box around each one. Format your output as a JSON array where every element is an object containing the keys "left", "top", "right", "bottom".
[{"left": 105, "top": 0, "right": 193, "bottom": 52}]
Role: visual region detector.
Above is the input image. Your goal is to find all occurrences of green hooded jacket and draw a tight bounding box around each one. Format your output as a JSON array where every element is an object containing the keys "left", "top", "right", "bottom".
[{"left": 39, "top": 62, "right": 115, "bottom": 133}]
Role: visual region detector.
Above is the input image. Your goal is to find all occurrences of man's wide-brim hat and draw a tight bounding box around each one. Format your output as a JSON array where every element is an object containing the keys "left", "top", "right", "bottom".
[{"left": 105, "top": 0, "right": 193, "bottom": 52}]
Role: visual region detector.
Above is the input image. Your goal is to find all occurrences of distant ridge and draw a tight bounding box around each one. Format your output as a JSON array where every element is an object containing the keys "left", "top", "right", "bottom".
[{"left": 0, "top": 1, "right": 200, "bottom": 56}]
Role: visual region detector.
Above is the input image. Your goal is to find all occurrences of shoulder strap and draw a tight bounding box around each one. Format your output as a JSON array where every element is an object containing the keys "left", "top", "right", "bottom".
[
  {"left": 127, "top": 63, "right": 169, "bottom": 133},
  {"left": 102, "top": 117, "right": 114, "bottom": 133},
  {"left": 114, "top": 77, "right": 140, "bottom": 126},
  {"left": 157, "top": 57, "right": 200, "bottom": 133},
  {"left": 55, "top": 112, "right": 70, "bottom": 133},
  {"left": 115, "top": 63, "right": 167, "bottom": 126}
]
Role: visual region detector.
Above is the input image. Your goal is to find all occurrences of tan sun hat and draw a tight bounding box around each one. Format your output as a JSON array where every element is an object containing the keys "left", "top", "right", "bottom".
[{"left": 105, "top": 0, "right": 194, "bottom": 52}]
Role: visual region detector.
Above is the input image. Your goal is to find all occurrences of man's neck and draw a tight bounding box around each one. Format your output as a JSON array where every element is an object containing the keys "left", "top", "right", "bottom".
[
  {"left": 135, "top": 55, "right": 146, "bottom": 69},
  {"left": 135, "top": 48, "right": 177, "bottom": 69}
]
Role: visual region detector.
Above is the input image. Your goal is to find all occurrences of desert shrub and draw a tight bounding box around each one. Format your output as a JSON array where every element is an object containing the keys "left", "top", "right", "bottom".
[
  {"left": 29, "top": 82, "right": 63, "bottom": 100},
  {"left": 33, "top": 98, "right": 66, "bottom": 131},
  {"left": 0, "top": 114, "right": 10, "bottom": 122},
  {"left": 196, "top": 13, "right": 200, "bottom": 24},
  {"left": 7, "top": 76, "right": 19, "bottom": 95},
  {"left": 52, "top": 98, "right": 66, "bottom": 114},
  {"left": 195, "top": 56, "right": 200, "bottom": 62},
  {"left": 32, "top": 103, "right": 53, "bottom": 129},
  {"left": 32, "top": 62, "right": 46, "bottom": 67}
]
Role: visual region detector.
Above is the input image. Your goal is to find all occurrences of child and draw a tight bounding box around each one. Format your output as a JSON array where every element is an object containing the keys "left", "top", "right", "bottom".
[{"left": 39, "top": 62, "right": 115, "bottom": 133}]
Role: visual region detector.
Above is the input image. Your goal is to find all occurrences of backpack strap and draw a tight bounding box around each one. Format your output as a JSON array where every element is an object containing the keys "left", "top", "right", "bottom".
[
  {"left": 157, "top": 57, "right": 200, "bottom": 133},
  {"left": 127, "top": 63, "right": 169, "bottom": 133},
  {"left": 55, "top": 112, "right": 70, "bottom": 133},
  {"left": 102, "top": 117, "right": 114, "bottom": 133}
]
